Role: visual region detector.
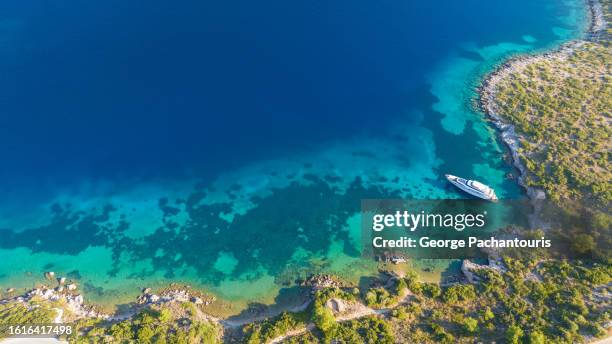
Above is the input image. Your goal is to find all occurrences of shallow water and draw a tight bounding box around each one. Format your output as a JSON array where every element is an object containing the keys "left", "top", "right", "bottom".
[{"left": 0, "top": 0, "right": 586, "bottom": 311}]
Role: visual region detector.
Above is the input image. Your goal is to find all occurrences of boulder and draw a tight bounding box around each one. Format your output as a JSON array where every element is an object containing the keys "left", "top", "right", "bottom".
[
  {"left": 461, "top": 260, "right": 481, "bottom": 283},
  {"left": 325, "top": 298, "right": 346, "bottom": 313},
  {"left": 42, "top": 289, "right": 55, "bottom": 299},
  {"left": 74, "top": 294, "right": 84, "bottom": 305}
]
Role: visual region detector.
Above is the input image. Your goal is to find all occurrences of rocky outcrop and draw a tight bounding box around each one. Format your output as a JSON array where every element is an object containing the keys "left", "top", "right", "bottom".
[
  {"left": 325, "top": 298, "right": 347, "bottom": 313},
  {"left": 300, "top": 274, "right": 344, "bottom": 290},
  {"left": 137, "top": 288, "right": 214, "bottom": 306},
  {"left": 461, "top": 259, "right": 506, "bottom": 284},
  {"left": 478, "top": 54, "right": 549, "bottom": 206},
  {"left": 15, "top": 285, "right": 109, "bottom": 320},
  {"left": 588, "top": 0, "right": 608, "bottom": 41},
  {"left": 0, "top": 273, "right": 108, "bottom": 320},
  {"left": 375, "top": 253, "right": 407, "bottom": 264}
]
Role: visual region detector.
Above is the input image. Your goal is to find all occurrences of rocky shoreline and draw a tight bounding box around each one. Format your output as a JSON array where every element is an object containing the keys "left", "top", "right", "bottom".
[
  {"left": 1, "top": 273, "right": 109, "bottom": 322},
  {"left": 0, "top": 272, "right": 225, "bottom": 325},
  {"left": 477, "top": 0, "right": 606, "bottom": 216},
  {"left": 0, "top": 272, "right": 322, "bottom": 330}
]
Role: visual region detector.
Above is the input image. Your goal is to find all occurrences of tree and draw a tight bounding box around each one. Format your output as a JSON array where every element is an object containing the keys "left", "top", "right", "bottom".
[
  {"left": 442, "top": 284, "right": 476, "bottom": 304},
  {"left": 480, "top": 307, "right": 495, "bottom": 322},
  {"left": 591, "top": 211, "right": 611, "bottom": 230},
  {"left": 571, "top": 233, "right": 596, "bottom": 255},
  {"left": 394, "top": 278, "right": 408, "bottom": 295},
  {"left": 313, "top": 305, "right": 336, "bottom": 334},
  {"left": 506, "top": 325, "right": 524, "bottom": 344},
  {"left": 421, "top": 283, "right": 442, "bottom": 298},
  {"left": 158, "top": 308, "right": 172, "bottom": 323},
  {"left": 137, "top": 325, "right": 155, "bottom": 343},
  {"left": 462, "top": 317, "right": 478, "bottom": 334},
  {"left": 528, "top": 330, "right": 546, "bottom": 344}
]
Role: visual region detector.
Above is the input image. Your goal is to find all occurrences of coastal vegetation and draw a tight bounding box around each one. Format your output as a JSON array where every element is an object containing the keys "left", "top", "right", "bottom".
[
  {"left": 491, "top": 41, "right": 611, "bottom": 207},
  {"left": 0, "top": 299, "right": 57, "bottom": 337},
  {"left": 0, "top": 258, "right": 609, "bottom": 343},
  {"left": 480, "top": 0, "right": 612, "bottom": 276},
  {"left": 242, "top": 311, "right": 308, "bottom": 343},
  {"left": 65, "top": 303, "right": 221, "bottom": 344},
  {"left": 232, "top": 258, "right": 611, "bottom": 343}
]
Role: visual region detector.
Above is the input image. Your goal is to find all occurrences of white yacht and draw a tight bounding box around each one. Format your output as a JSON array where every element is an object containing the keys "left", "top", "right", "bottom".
[{"left": 445, "top": 174, "right": 498, "bottom": 201}]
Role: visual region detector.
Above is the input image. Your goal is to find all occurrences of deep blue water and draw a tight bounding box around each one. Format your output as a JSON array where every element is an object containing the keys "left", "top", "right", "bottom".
[{"left": 0, "top": 0, "right": 570, "bottom": 184}]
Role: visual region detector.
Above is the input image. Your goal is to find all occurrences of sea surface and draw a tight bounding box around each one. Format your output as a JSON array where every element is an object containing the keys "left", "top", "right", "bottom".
[{"left": 0, "top": 0, "right": 586, "bottom": 312}]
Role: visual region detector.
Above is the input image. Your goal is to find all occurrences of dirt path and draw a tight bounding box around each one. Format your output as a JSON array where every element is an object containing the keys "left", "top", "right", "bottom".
[
  {"left": 268, "top": 293, "right": 412, "bottom": 343},
  {"left": 269, "top": 324, "right": 315, "bottom": 344},
  {"left": 52, "top": 308, "right": 63, "bottom": 324},
  {"left": 221, "top": 299, "right": 313, "bottom": 329}
]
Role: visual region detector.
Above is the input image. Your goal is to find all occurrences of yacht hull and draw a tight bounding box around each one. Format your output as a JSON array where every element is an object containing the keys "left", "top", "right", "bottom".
[{"left": 445, "top": 174, "right": 498, "bottom": 201}]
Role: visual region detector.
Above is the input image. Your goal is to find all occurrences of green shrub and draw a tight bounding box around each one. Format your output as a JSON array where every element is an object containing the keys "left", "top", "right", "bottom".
[
  {"left": 442, "top": 284, "right": 476, "bottom": 304},
  {"left": 461, "top": 316, "right": 478, "bottom": 334},
  {"left": 365, "top": 288, "right": 394, "bottom": 308},
  {"left": 506, "top": 325, "right": 524, "bottom": 344},
  {"left": 312, "top": 304, "right": 336, "bottom": 335}
]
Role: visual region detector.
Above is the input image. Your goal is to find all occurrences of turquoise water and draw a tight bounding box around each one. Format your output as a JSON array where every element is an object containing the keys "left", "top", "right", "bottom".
[{"left": 0, "top": 0, "right": 587, "bottom": 310}]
